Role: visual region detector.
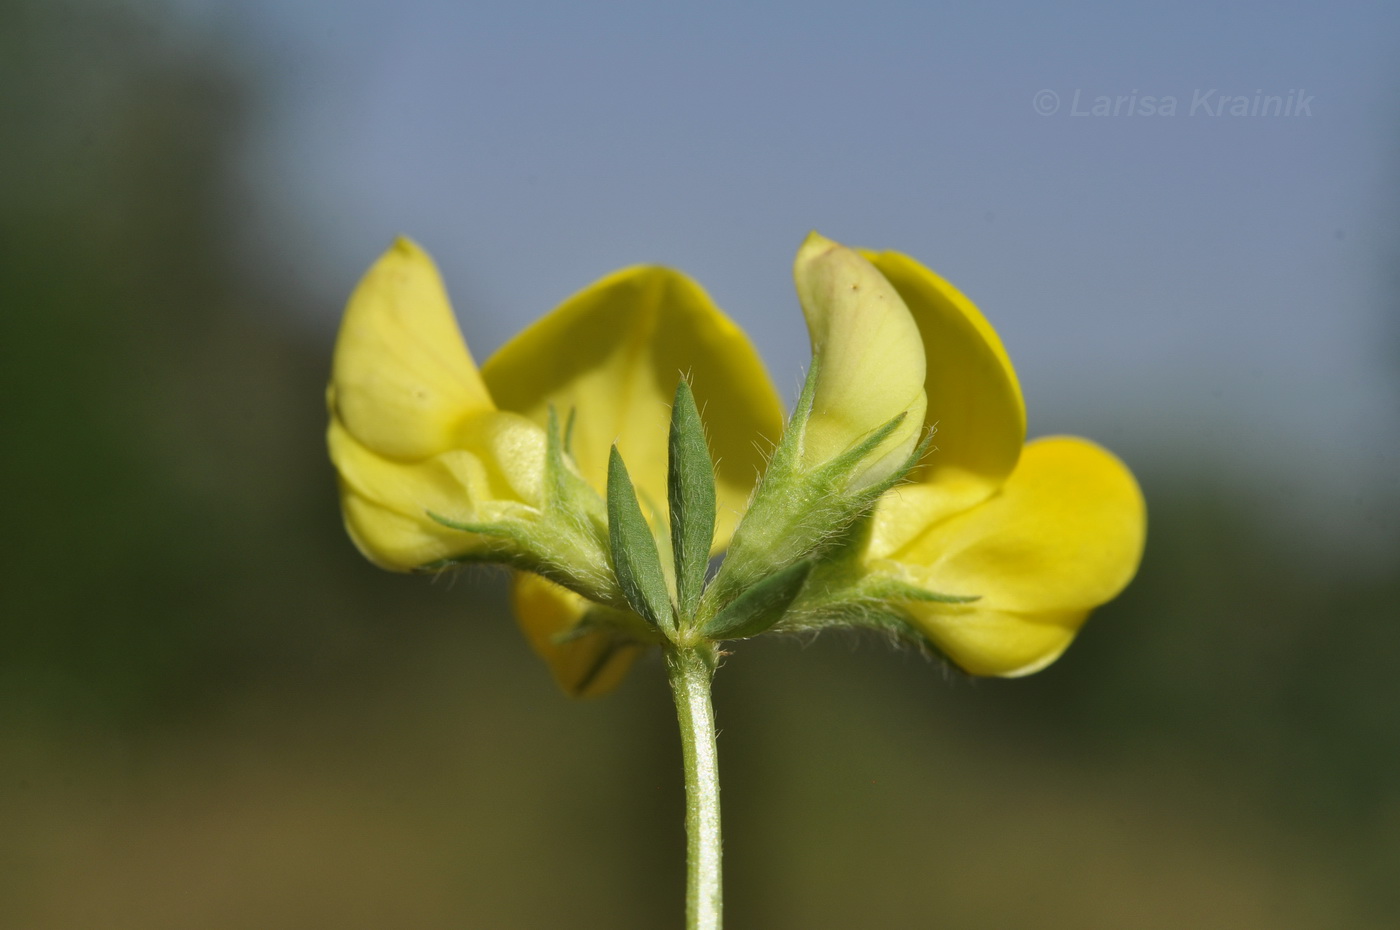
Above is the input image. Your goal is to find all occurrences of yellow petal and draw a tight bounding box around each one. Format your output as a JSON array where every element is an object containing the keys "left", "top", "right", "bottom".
[
  {"left": 510, "top": 573, "right": 642, "bottom": 698},
  {"left": 328, "top": 413, "right": 545, "bottom": 571},
  {"left": 863, "top": 249, "right": 1026, "bottom": 528},
  {"left": 902, "top": 602, "right": 1086, "bottom": 678},
  {"left": 876, "top": 436, "right": 1142, "bottom": 677},
  {"left": 794, "top": 233, "right": 927, "bottom": 488},
  {"left": 330, "top": 237, "right": 495, "bottom": 460},
  {"left": 895, "top": 436, "right": 1146, "bottom": 614},
  {"left": 866, "top": 483, "right": 957, "bottom": 561},
  {"left": 482, "top": 266, "right": 783, "bottom": 548}
]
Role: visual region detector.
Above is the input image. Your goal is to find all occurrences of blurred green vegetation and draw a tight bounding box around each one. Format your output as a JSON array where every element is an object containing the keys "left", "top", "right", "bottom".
[{"left": 3, "top": 3, "right": 1398, "bottom": 928}]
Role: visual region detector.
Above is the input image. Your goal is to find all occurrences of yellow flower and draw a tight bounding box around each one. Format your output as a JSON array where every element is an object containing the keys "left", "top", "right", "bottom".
[
  {"left": 327, "top": 238, "right": 783, "bottom": 696},
  {"left": 845, "top": 248, "right": 1147, "bottom": 677},
  {"left": 328, "top": 233, "right": 1145, "bottom": 691},
  {"left": 327, "top": 239, "right": 549, "bottom": 572}
]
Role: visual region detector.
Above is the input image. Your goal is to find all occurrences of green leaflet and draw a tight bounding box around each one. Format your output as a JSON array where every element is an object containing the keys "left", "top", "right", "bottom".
[
  {"left": 607, "top": 445, "right": 675, "bottom": 633},
  {"left": 668, "top": 380, "right": 716, "bottom": 626},
  {"left": 700, "top": 560, "right": 814, "bottom": 640}
]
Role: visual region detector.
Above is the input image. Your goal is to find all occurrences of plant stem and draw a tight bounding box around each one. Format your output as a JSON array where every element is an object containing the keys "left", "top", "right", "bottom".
[{"left": 665, "top": 643, "right": 722, "bottom": 930}]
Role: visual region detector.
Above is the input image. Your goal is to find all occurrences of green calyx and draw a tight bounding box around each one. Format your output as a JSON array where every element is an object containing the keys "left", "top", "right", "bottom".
[
  {"left": 599, "top": 367, "right": 961, "bottom": 647},
  {"left": 694, "top": 360, "right": 931, "bottom": 635},
  {"left": 427, "top": 374, "right": 968, "bottom": 654}
]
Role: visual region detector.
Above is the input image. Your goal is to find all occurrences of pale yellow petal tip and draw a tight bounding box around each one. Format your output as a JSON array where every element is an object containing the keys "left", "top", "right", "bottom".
[
  {"left": 796, "top": 229, "right": 839, "bottom": 262},
  {"left": 368, "top": 235, "right": 435, "bottom": 278},
  {"left": 793, "top": 231, "right": 867, "bottom": 294},
  {"left": 995, "top": 638, "right": 1074, "bottom": 678},
  {"left": 389, "top": 234, "right": 424, "bottom": 255}
]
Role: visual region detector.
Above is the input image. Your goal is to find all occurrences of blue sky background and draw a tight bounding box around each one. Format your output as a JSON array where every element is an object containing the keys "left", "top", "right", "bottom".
[
  {"left": 198, "top": 0, "right": 1396, "bottom": 549},
  {"left": 11, "top": 5, "right": 1400, "bottom": 924}
]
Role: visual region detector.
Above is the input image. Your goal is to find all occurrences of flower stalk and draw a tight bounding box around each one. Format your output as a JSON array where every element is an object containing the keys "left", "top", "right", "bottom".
[{"left": 665, "top": 643, "right": 723, "bottom": 930}]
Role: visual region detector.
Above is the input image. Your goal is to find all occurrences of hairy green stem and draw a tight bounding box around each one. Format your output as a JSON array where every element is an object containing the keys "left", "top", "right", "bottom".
[{"left": 665, "top": 644, "right": 722, "bottom": 930}]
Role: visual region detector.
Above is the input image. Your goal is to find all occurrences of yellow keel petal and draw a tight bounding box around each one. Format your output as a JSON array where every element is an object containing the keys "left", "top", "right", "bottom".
[
  {"left": 905, "top": 602, "right": 1086, "bottom": 678},
  {"left": 794, "top": 233, "right": 926, "bottom": 487},
  {"left": 510, "top": 573, "right": 641, "bottom": 698},
  {"left": 897, "top": 436, "right": 1146, "bottom": 614}
]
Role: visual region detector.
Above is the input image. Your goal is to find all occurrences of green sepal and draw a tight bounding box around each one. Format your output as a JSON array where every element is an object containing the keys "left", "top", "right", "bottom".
[
  {"left": 544, "top": 405, "right": 570, "bottom": 502},
  {"left": 668, "top": 380, "right": 717, "bottom": 626},
  {"left": 700, "top": 560, "right": 814, "bottom": 640},
  {"left": 779, "top": 574, "right": 980, "bottom": 631},
  {"left": 705, "top": 408, "right": 917, "bottom": 612},
  {"left": 849, "top": 426, "right": 937, "bottom": 504},
  {"left": 806, "top": 411, "right": 910, "bottom": 491},
  {"left": 607, "top": 445, "right": 675, "bottom": 633},
  {"left": 763, "top": 504, "right": 979, "bottom": 630},
  {"left": 760, "top": 355, "right": 821, "bottom": 478},
  {"left": 425, "top": 512, "right": 520, "bottom": 539},
  {"left": 863, "top": 580, "right": 980, "bottom": 604},
  {"left": 420, "top": 513, "right": 536, "bottom": 572},
  {"left": 562, "top": 406, "right": 578, "bottom": 455},
  {"left": 419, "top": 410, "right": 624, "bottom": 612}
]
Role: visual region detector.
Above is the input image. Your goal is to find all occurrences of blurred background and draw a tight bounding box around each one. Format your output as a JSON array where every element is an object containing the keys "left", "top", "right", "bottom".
[{"left": 3, "top": 0, "right": 1398, "bottom": 926}]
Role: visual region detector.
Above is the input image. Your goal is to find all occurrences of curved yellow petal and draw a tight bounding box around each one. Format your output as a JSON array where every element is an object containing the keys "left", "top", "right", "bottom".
[
  {"left": 795, "top": 233, "right": 926, "bottom": 488},
  {"left": 903, "top": 602, "right": 1087, "bottom": 678},
  {"left": 329, "top": 237, "right": 494, "bottom": 460},
  {"left": 510, "top": 573, "right": 642, "bottom": 698},
  {"left": 328, "top": 413, "right": 545, "bottom": 571},
  {"left": 895, "top": 436, "right": 1146, "bottom": 614},
  {"left": 482, "top": 266, "right": 783, "bottom": 548},
  {"left": 863, "top": 249, "right": 1026, "bottom": 526}
]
